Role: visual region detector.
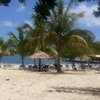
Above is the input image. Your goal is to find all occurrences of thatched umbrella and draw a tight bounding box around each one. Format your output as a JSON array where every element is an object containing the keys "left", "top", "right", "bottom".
[
  {"left": 29, "top": 51, "right": 50, "bottom": 59},
  {"left": 82, "top": 55, "right": 91, "bottom": 61},
  {"left": 29, "top": 51, "right": 50, "bottom": 70}
]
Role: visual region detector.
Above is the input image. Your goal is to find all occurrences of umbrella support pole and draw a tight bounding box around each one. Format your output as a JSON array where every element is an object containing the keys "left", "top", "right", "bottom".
[{"left": 39, "top": 58, "right": 41, "bottom": 71}]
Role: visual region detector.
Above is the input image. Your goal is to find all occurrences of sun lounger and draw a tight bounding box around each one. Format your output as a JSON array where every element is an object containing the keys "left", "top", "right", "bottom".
[
  {"left": 3, "top": 65, "right": 12, "bottom": 68},
  {"left": 28, "top": 65, "right": 33, "bottom": 69},
  {"left": 2, "top": 64, "right": 14, "bottom": 69},
  {"left": 19, "top": 65, "right": 26, "bottom": 67},
  {"left": 32, "top": 65, "right": 38, "bottom": 70},
  {"left": 43, "top": 65, "right": 49, "bottom": 71}
]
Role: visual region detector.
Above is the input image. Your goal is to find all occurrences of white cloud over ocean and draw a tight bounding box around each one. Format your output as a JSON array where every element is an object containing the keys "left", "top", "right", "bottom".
[{"left": 71, "top": 3, "right": 100, "bottom": 27}]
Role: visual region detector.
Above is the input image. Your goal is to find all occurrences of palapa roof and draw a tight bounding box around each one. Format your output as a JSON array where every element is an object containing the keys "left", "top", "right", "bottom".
[{"left": 29, "top": 51, "right": 50, "bottom": 59}]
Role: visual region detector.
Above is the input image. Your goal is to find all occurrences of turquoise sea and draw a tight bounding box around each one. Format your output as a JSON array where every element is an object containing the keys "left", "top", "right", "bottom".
[{"left": 1, "top": 55, "right": 67, "bottom": 65}]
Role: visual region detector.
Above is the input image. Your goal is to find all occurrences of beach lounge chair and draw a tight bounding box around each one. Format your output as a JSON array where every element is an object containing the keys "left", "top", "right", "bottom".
[
  {"left": 3, "top": 64, "right": 12, "bottom": 69},
  {"left": 32, "top": 65, "right": 38, "bottom": 70},
  {"left": 28, "top": 65, "right": 33, "bottom": 69},
  {"left": 43, "top": 65, "right": 49, "bottom": 71},
  {"left": 19, "top": 65, "right": 26, "bottom": 67}
]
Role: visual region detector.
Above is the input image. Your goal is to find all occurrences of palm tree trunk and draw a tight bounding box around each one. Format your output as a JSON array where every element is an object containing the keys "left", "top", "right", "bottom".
[
  {"left": 80, "top": 57, "right": 85, "bottom": 73},
  {"left": 0, "top": 56, "right": 2, "bottom": 68},
  {"left": 55, "top": 55, "right": 62, "bottom": 73},
  {"left": 55, "top": 40, "right": 63, "bottom": 73},
  {"left": 21, "top": 56, "right": 25, "bottom": 67},
  {"left": 72, "top": 58, "right": 76, "bottom": 71},
  {"left": 38, "top": 58, "right": 41, "bottom": 71}
]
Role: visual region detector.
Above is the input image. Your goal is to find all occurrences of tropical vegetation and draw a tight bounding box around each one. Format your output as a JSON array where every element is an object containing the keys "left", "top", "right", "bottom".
[
  {"left": 0, "top": 37, "right": 10, "bottom": 66},
  {"left": 8, "top": 27, "right": 29, "bottom": 67},
  {"left": 22, "top": 0, "right": 95, "bottom": 72},
  {"left": 0, "top": 0, "right": 99, "bottom": 73}
]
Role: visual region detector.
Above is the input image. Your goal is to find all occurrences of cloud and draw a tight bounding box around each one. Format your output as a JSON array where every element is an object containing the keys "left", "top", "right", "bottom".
[
  {"left": 17, "top": 4, "right": 25, "bottom": 12},
  {"left": 24, "top": 20, "right": 33, "bottom": 27},
  {"left": 71, "top": 3, "right": 100, "bottom": 27},
  {"left": 2, "top": 21, "right": 15, "bottom": 27}
]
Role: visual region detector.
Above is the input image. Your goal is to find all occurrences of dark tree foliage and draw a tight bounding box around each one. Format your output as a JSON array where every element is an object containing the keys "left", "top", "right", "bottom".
[
  {"left": 78, "top": 0, "right": 99, "bottom": 1},
  {"left": 1, "top": 0, "right": 100, "bottom": 17},
  {"left": 34, "top": 0, "right": 58, "bottom": 20},
  {"left": 19, "top": 0, "right": 26, "bottom": 3},
  {"left": 34, "top": 0, "right": 100, "bottom": 20},
  {"left": 0, "top": 0, "right": 26, "bottom": 6},
  {"left": 77, "top": 0, "right": 84, "bottom": 2},
  {"left": 0, "top": 0, "right": 11, "bottom": 6}
]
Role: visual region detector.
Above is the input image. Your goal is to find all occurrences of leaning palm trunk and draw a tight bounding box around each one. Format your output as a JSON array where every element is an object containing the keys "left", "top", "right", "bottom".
[
  {"left": 0, "top": 56, "right": 2, "bottom": 68},
  {"left": 55, "top": 55, "right": 62, "bottom": 73},
  {"left": 21, "top": 56, "right": 25, "bottom": 67}
]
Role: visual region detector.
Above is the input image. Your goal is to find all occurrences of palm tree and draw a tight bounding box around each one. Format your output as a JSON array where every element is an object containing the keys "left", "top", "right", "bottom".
[
  {"left": 25, "top": 1, "right": 93, "bottom": 73},
  {"left": 62, "top": 29, "right": 95, "bottom": 71},
  {"left": 23, "top": 22, "right": 50, "bottom": 70},
  {"left": 8, "top": 26, "right": 29, "bottom": 67},
  {"left": 93, "top": 41, "right": 100, "bottom": 54},
  {"left": 0, "top": 37, "right": 10, "bottom": 66},
  {"left": 42, "top": 0, "right": 91, "bottom": 72}
]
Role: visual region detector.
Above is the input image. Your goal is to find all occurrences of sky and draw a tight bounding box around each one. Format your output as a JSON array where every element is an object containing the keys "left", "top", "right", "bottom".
[
  {"left": 0, "top": 0, "right": 100, "bottom": 41},
  {"left": 0, "top": 0, "right": 36, "bottom": 40}
]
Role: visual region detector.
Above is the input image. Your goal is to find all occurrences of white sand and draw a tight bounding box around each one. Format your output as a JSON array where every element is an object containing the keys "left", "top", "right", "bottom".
[{"left": 0, "top": 68, "right": 100, "bottom": 100}]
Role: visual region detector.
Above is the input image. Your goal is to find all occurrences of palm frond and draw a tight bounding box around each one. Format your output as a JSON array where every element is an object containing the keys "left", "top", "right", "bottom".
[
  {"left": 69, "top": 35, "right": 88, "bottom": 45},
  {"left": 8, "top": 32, "right": 18, "bottom": 41}
]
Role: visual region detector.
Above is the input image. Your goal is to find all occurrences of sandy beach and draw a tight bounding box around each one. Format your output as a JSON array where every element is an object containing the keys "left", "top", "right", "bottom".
[{"left": 0, "top": 67, "right": 100, "bottom": 100}]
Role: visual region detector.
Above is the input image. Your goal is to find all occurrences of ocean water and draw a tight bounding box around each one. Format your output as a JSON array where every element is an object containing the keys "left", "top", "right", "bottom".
[{"left": 1, "top": 55, "right": 67, "bottom": 65}]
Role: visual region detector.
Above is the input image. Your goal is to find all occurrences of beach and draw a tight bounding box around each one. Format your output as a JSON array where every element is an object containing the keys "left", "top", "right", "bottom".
[{"left": 0, "top": 67, "right": 100, "bottom": 100}]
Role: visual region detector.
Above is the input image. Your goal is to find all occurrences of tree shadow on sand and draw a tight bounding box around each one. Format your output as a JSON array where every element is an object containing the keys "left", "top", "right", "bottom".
[
  {"left": 47, "top": 86, "right": 100, "bottom": 96},
  {"left": 40, "top": 71, "right": 91, "bottom": 75}
]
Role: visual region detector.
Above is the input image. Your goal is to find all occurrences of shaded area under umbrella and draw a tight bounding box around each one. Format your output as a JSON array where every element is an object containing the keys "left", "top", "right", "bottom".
[{"left": 29, "top": 51, "right": 50, "bottom": 71}]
